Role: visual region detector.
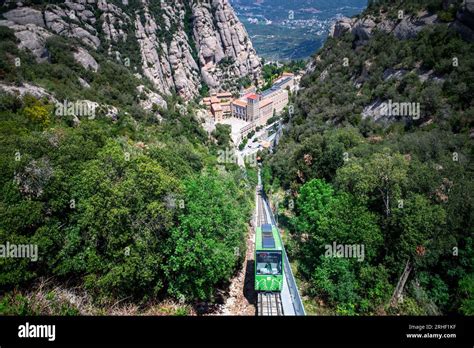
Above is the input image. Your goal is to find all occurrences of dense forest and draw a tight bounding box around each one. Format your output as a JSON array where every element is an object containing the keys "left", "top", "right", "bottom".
[
  {"left": 261, "top": 0, "right": 473, "bottom": 315},
  {"left": 0, "top": 23, "right": 256, "bottom": 314}
]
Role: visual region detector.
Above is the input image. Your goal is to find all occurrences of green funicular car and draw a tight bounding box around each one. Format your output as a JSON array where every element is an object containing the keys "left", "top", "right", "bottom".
[{"left": 255, "top": 223, "right": 284, "bottom": 292}]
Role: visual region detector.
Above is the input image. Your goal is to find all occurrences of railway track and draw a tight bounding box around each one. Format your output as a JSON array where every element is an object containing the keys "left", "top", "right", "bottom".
[
  {"left": 256, "top": 186, "right": 284, "bottom": 316},
  {"left": 257, "top": 292, "right": 283, "bottom": 316},
  {"left": 257, "top": 188, "right": 268, "bottom": 226},
  {"left": 256, "top": 170, "right": 306, "bottom": 316}
]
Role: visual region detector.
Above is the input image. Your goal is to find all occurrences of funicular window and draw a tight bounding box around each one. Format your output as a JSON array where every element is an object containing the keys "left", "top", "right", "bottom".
[{"left": 256, "top": 251, "right": 282, "bottom": 275}]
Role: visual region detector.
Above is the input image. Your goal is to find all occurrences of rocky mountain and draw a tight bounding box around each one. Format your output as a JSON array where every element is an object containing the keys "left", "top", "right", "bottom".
[
  {"left": 298, "top": 0, "right": 474, "bottom": 125},
  {"left": 0, "top": 0, "right": 262, "bottom": 101},
  {"left": 330, "top": 0, "right": 474, "bottom": 42}
]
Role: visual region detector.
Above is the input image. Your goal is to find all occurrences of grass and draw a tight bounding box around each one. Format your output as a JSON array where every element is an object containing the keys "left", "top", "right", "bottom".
[{"left": 0, "top": 278, "right": 194, "bottom": 316}]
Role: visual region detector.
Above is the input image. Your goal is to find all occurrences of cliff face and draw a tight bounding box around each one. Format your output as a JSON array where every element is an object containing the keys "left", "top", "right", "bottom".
[
  {"left": 302, "top": 0, "right": 474, "bottom": 127},
  {"left": 330, "top": 0, "right": 474, "bottom": 43},
  {"left": 0, "top": 0, "right": 262, "bottom": 101},
  {"left": 453, "top": 0, "right": 474, "bottom": 41},
  {"left": 330, "top": 10, "right": 439, "bottom": 42}
]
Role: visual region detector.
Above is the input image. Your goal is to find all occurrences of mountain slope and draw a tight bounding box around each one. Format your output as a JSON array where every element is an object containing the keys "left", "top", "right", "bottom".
[
  {"left": 0, "top": 0, "right": 258, "bottom": 314},
  {"left": 1, "top": 0, "right": 262, "bottom": 100},
  {"left": 262, "top": 0, "right": 473, "bottom": 315}
]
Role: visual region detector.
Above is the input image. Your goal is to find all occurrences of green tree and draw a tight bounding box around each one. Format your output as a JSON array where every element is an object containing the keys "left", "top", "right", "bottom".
[
  {"left": 165, "top": 172, "right": 249, "bottom": 300},
  {"left": 459, "top": 274, "right": 474, "bottom": 315},
  {"left": 336, "top": 151, "right": 409, "bottom": 217},
  {"left": 291, "top": 179, "right": 382, "bottom": 307},
  {"left": 55, "top": 141, "right": 179, "bottom": 299},
  {"left": 388, "top": 194, "right": 447, "bottom": 307}
]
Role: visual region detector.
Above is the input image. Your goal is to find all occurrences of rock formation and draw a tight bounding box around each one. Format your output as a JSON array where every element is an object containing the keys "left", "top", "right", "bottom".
[
  {"left": 331, "top": 12, "right": 439, "bottom": 42},
  {"left": 453, "top": 0, "right": 474, "bottom": 42},
  {"left": 331, "top": 1, "right": 474, "bottom": 43},
  {"left": 0, "top": 0, "right": 262, "bottom": 102}
]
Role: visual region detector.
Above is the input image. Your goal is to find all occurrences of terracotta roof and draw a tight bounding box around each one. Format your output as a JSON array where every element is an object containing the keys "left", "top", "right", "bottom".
[
  {"left": 217, "top": 92, "right": 233, "bottom": 98},
  {"left": 247, "top": 93, "right": 259, "bottom": 100},
  {"left": 210, "top": 96, "right": 219, "bottom": 104},
  {"left": 232, "top": 99, "right": 247, "bottom": 108}
]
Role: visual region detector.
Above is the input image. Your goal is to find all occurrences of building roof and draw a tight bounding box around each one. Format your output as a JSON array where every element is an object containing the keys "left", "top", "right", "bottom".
[
  {"left": 232, "top": 99, "right": 247, "bottom": 108},
  {"left": 211, "top": 103, "right": 222, "bottom": 112},
  {"left": 217, "top": 92, "right": 233, "bottom": 98},
  {"left": 247, "top": 93, "right": 259, "bottom": 100},
  {"left": 273, "top": 76, "right": 293, "bottom": 89},
  {"left": 210, "top": 96, "right": 219, "bottom": 104},
  {"left": 261, "top": 86, "right": 281, "bottom": 98}
]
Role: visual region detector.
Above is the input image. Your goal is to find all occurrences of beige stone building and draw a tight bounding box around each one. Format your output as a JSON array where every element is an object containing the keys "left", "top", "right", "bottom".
[
  {"left": 230, "top": 83, "right": 288, "bottom": 127},
  {"left": 239, "top": 85, "right": 257, "bottom": 98},
  {"left": 230, "top": 93, "right": 274, "bottom": 127},
  {"left": 261, "top": 87, "right": 288, "bottom": 115},
  {"left": 203, "top": 92, "right": 233, "bottom": 122},
  {"left": 203, "top": 73, "right": 295, "bottom": 139},
  {"left": 211, "top": 103, "right": 223, "bottom": 122}
]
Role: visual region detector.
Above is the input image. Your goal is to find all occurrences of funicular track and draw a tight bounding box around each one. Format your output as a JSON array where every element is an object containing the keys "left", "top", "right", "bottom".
[
  {"left": 256, "top": 184, "right": 283, "bottom": 316},
  {"left": 256, "top": 171, "right": 306, "bottom": 316},
  {"left": 258, "top": 292, "right": 283, "bottom": 316}
]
